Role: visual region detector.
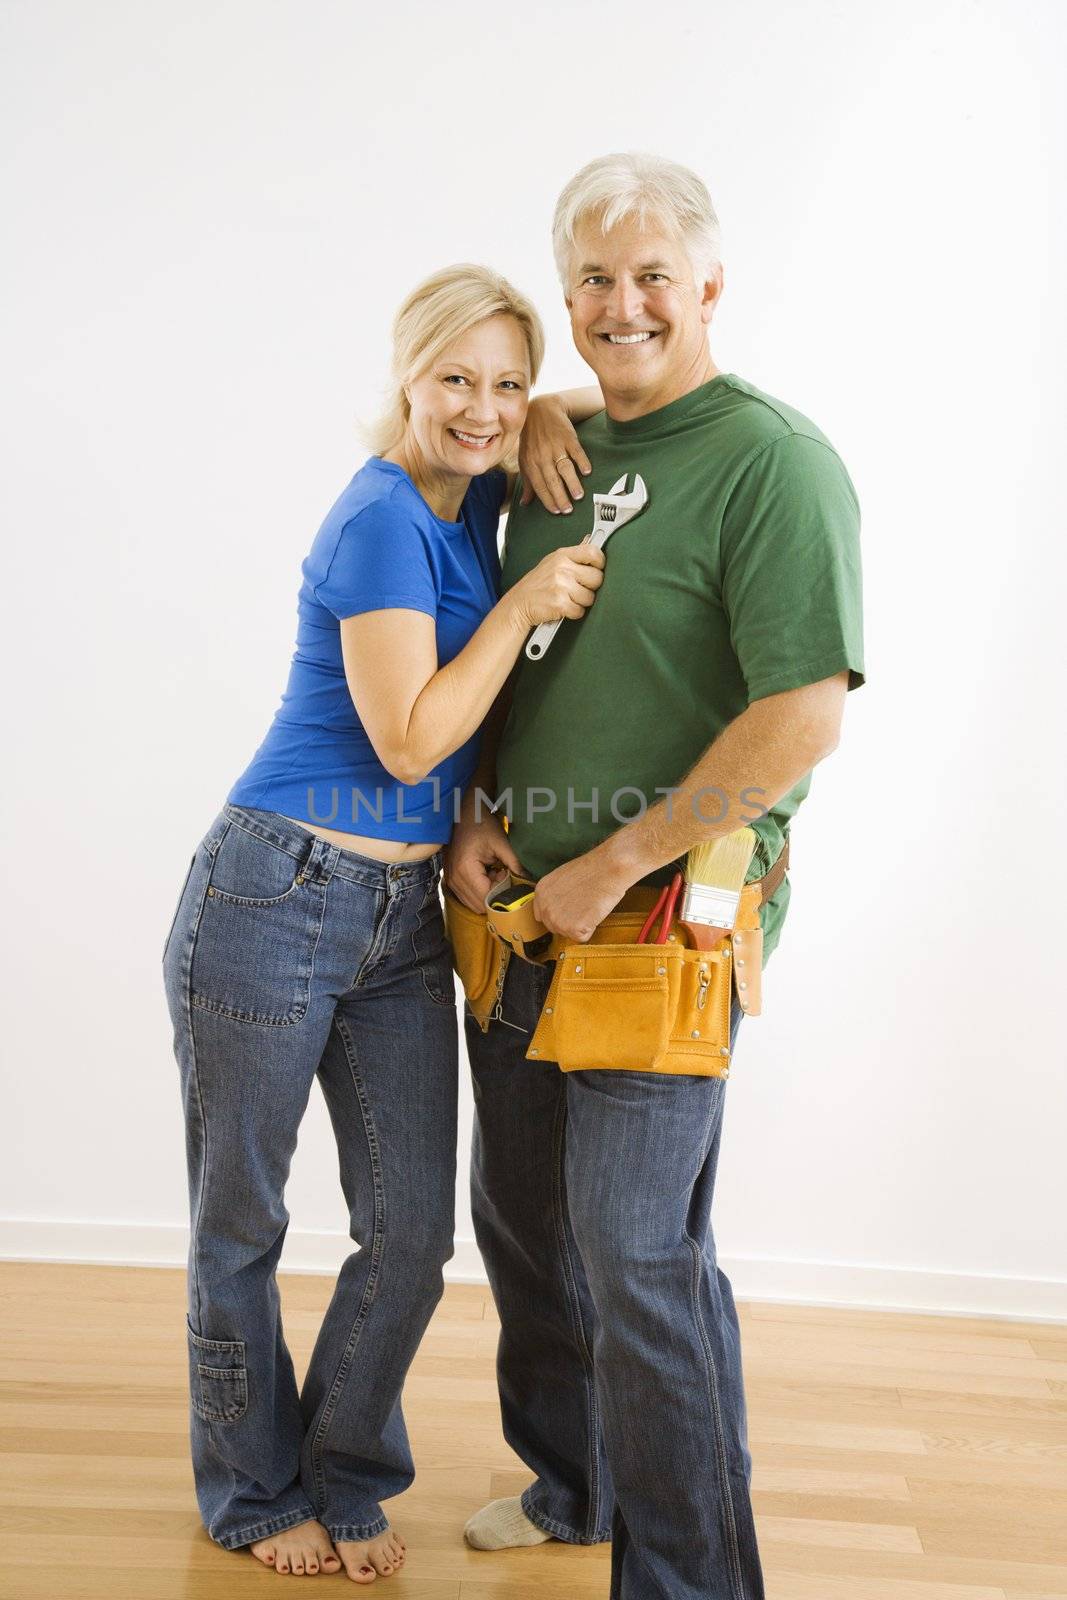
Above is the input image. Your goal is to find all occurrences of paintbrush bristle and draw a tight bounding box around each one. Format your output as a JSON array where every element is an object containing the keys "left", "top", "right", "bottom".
[
  {"left": 685, "top": 830, "right": 758, "bottom": 891},
  {"left": 681, "top": 829, "right": 760, "bottom": 929}
]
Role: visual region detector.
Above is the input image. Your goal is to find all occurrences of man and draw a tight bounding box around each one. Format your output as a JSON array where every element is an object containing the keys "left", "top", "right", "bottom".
[{"left": 445, "top": 151, "right": 865, "bottom": 1600}]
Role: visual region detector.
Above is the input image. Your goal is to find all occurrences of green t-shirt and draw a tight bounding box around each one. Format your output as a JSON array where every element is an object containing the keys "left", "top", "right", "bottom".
[{"left": 495, "top": 372, "right": 865, "bottom": 966}]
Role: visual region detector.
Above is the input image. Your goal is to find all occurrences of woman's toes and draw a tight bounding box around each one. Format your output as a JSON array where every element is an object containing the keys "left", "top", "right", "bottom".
[
  {"left": 307, "top": 1524, "right": 342, "bottom": 1573},
  {"left": 251, "top": 1521, "right": 347, "bottom": 1576},
  {"left": 335, "top": 1546, "right": 377, "bottom": 1584},
  {"left": 366, "top": 1533, "right": 400, "bottom": 1575}
]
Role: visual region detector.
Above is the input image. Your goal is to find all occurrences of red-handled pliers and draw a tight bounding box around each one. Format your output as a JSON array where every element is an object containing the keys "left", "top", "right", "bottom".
[{"left": 636, "top": 871, "right": 684, "bottom": 945}]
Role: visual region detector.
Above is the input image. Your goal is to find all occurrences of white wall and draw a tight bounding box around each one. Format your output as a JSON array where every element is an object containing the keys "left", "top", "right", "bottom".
[{"left": 3, "top": 0, "right": 1065, "bottom": 1319}]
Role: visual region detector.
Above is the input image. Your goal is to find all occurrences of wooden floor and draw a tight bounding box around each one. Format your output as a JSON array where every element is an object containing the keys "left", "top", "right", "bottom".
[{"left": 1, "top": 1264, "right": 1066, "bottom": 1598}]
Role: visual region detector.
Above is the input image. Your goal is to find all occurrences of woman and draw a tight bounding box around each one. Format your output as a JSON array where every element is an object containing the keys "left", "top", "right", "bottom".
[{"left": 162, "top": 264, "right": 603, "bottom": 1583}]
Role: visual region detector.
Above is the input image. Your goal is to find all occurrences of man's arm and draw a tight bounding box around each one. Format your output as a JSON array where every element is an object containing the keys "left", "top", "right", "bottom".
[
  {"left": 458, "top": 678, "right": 512, "bottom": 823},
  {"left": 531, "top": 672, "right": 849, "bottom": 941},
  {"left": 444, "top": 676, "right": 525, "bottom": 911}
]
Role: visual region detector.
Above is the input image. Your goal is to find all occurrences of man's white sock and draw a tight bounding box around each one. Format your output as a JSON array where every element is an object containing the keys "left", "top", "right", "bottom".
[{"left": 464, "top": 1496, "right": 554, "bottom": 1550}]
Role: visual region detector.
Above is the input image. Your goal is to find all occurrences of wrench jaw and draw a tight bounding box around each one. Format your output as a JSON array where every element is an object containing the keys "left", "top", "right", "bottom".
[
  {"left": 593, "top": 472, "right": 649, "bottom": 530},
  {"left": 524, "top": 470, "right": 649, "bottom": 661}
]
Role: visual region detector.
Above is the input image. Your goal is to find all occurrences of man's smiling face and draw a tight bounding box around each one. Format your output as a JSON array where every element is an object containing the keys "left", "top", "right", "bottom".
[{"left": 564, "top": 213, "right": 721, "bottom": 417}]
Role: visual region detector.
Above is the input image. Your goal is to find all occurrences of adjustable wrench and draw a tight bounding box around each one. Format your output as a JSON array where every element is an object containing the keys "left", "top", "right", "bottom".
[{"left": 524, "top": 472, "right": 649, "bottom": 660}]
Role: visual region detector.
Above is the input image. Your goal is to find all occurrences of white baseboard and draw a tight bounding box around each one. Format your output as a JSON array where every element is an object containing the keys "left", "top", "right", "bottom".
[
  {"left": 2, "top": 1219, "right": 1064, "bottom": 1323},
  {"left": 0, "top": 1220, "right": 491, "bottom": 1284}
]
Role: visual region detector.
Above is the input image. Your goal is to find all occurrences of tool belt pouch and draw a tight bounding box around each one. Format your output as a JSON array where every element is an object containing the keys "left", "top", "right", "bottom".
[
  {"left": 484, "top": 873, "right": 567, "bottom": 965},
  {"left": 526, "top": 912, "right": 736, "bottom": 1077},
  {"left": 730, "top": 915, "right": 763, "bottom": 1018},
  {"left": 442, "top": 888, "right": 509, "bottom": 1033}
]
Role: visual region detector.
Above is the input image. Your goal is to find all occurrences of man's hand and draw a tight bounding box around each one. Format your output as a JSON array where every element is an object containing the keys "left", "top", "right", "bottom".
[
  {"left": 444, "top": 812, "right": 526, "bottom": 913},
  {"left": 531, "top": 849, "right": 635, "bottom": 943}
]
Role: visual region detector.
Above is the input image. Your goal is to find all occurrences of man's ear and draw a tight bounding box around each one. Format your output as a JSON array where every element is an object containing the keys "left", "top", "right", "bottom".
[{"left": 700, "top": 264, "right": 724, "bottom": 326}]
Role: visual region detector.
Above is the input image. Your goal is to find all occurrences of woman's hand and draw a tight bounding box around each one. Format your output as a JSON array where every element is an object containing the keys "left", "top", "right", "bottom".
[
  {"left": 518, "top": 394, "right": 593, "bottom": 514},
  {"left": 509, "top": 544, "right": 605, "bottom": 629}
]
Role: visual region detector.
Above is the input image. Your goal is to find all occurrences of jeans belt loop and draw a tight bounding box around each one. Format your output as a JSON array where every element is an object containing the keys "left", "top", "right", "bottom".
[{"left": 302, "top": 838, "right": 338, "bottom": 886}]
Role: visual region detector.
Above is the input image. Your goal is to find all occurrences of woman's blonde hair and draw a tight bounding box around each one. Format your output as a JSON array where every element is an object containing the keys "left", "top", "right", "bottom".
[{"left": 367, "top": 264, "right": 545, "bottom": 458}]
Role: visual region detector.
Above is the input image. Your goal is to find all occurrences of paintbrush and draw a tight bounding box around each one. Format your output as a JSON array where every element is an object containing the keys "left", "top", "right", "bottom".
[{"left": 680, "top": 829, "right": 759, "bottom": 949}]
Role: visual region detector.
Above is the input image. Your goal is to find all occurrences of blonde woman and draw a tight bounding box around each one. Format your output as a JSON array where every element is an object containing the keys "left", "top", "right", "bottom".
[{"left": 162, "top": 265, "right": 604, "bottom": 1582}]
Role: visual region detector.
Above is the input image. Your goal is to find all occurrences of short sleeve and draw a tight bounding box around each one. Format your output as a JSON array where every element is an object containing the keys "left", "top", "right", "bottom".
[
  {"left": 720, "top": 433, "right": 865, "bottom": 703},
  {"left": 466, "top": 467, "right": 508, "bottom": 519},
  {"left": 312, "top": 493, "right": 439, "bottom": 622}
]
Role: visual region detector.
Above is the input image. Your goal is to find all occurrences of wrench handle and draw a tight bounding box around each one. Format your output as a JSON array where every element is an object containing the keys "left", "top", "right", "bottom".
[
  {"left": 524, "top": 525, "right": 609, "bottom": 661},
  {"left": 525, "top": 615, "right": 564, "bottom": 660}
]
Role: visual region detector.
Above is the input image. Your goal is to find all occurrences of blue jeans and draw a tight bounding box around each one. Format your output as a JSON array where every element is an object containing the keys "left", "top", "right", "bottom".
[
  {"left": 468, "top": 953, "right": 765, "bottom": 1600},
  {"left": 162, "top": 804, "right": 458, "bottom": 1551}
]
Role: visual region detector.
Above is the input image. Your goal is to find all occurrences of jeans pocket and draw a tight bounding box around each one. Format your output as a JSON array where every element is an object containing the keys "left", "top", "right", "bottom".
[
  {"left": 187, "top": 1320, "right": 248, "bottom": 1423},
  {"left": 729, "top": 993, "right": 745, "bottom": 1049},
  {"left": 190, "top": 822, "right": 326, "bottom": 1026},
  {"left": 411, "top": 878, "right": 455, "bottom": 1006},
  {"left": 162, "top": 854, "right": 197, "bottom": 966}
]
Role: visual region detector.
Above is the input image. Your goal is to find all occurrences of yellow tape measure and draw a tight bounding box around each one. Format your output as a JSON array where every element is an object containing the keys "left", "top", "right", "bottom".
[{"left": 487, "top": 887, "right": 536, "bottom": 913}]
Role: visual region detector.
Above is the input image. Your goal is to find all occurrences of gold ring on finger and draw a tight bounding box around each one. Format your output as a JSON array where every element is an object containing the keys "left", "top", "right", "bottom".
[{"left": 554, "top": 453, "right": 569, "bottom": 466}]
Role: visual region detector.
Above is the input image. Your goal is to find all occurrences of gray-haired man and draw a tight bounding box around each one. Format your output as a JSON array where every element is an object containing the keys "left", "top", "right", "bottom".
[{"left": 446, "top": 152, "right": 865, "bottom": 1600}]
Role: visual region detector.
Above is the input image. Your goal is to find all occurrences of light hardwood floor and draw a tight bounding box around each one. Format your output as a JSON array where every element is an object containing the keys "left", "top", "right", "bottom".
[{"left": 1, "top": 1262, "right": 1066, "bottom": 1598}]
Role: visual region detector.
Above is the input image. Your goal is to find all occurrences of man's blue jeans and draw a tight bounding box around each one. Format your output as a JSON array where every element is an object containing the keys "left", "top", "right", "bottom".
[
  {"left": 162, "top": 805, "right": 458, "bottom": 1550},
  {"left": 467, "top": 951, "right": 765, "bottom": 1600}
]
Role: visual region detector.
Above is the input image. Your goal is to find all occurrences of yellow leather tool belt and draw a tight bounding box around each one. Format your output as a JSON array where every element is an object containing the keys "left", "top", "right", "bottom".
[
  {"left": 442, "top": 842, "right": 787, "bottom": 1080},
  {"left": 442, "top": 888, "right": 514, "bottom": 1035}
]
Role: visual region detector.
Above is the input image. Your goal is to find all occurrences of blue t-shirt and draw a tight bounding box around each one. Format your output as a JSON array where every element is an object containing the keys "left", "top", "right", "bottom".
[{"left": 228, "top": 457, "right": 506, "bottom": 841}]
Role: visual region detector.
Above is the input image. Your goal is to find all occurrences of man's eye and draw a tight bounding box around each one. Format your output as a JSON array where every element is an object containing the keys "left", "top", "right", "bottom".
[
  {"left": 581, "top": 276, "right": 608, "bottom": 288},
  {"left": 645, "top": 274, "right": 668, "bottom": 283}
]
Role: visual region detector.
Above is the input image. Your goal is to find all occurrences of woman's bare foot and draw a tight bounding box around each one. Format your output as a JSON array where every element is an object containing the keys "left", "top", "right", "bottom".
[
  {"left": 334, "top": 1528, "right": 406, "bottom": 1583},
  {"left": 249, "top": 1519, "right": 343, "bottom": 1575}
]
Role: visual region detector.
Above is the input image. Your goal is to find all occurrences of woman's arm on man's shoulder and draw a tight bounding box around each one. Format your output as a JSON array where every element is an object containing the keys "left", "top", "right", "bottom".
[{"left": 504, "top": 384, "right": 604, "bottom": 516}]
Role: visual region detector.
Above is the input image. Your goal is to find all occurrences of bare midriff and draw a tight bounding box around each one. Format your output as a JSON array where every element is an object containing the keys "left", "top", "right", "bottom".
[{"left": 280, "top": 816, "right": 444, "bottom": 864}]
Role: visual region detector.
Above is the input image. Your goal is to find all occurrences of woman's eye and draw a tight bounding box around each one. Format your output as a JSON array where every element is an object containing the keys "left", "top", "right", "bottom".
[
  {"left": 499, "top": 380, "right": 524, "bottom": 391},
  {"left": 442, "top": 374, "right": 468, "bottom": 386}
]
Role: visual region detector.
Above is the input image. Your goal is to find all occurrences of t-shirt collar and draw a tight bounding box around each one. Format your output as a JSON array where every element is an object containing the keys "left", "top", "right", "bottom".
[{"left": 601, "top": 372, "right": 734, "bottom": 442}]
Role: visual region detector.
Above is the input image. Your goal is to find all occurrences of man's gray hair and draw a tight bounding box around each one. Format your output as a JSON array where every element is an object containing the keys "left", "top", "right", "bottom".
[{"left": 552, "top": 151, "right": 723, "bottom": 288}]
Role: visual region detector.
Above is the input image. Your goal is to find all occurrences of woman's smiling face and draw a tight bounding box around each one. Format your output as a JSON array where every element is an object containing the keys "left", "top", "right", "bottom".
[{"left": 404, "top": 314, "right": 531, "bottom": 481}]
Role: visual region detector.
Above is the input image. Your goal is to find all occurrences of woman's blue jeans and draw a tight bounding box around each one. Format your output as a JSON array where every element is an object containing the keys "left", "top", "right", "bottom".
[
  {"left": 162, "top": 804, "right": 458, "bottom": 1551},
  {"left": 467, "top": 953, "right": 765, "bottom": 1600}
]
